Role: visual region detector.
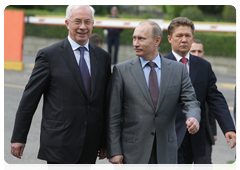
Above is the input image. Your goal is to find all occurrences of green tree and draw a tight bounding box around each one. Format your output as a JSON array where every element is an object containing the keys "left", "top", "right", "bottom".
[
  {"left": 198, "top": 5, "right": 224, "bottom": 14},
  {"left": 222, "top": 5, "right": 236, "bottom": 22},
  {"left": 180, "top": 6, "right": 204, "bottom": 21},
  {"left": 164, "top": 5, "right": 187, "bottom": 19}
]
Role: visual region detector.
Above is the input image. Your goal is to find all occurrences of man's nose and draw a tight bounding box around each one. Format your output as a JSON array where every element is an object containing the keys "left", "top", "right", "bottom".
[
  {"left": 182, "top": 36, "right": 187, "bottom": 42},
  {"left": 133, "top": 39, "right": 139, "bottom": 46},
  {"left": 79, "top": 22, "right": 87, "bottom": 29}
]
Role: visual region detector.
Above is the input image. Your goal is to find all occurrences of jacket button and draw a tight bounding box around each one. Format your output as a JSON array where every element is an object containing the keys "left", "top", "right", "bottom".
[
  {"left": 87, "top": 105, "right": 90, "bottom": 108},
  {"left": 151, "top": 132, "right": 155, "bottom": 135},
  {"left": 84, "top": 121, "right": 88, "bottom": 125}
]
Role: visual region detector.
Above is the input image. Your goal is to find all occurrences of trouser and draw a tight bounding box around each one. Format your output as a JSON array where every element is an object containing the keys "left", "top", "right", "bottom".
[
  {"left": 178, "top": 131, "right": 194, "bottom": 164},
  {"left": 194, "top": 135, "right": 212, "bottom": 170},
  {"left": 148, "top": 135, "right": 157, "bottom": 164}
]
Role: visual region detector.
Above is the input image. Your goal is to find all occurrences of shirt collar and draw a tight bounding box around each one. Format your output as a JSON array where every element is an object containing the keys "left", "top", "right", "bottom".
[
  {"left": 67, "top": 35, "right": 89, "bottom": 51},
  {"left": 139, "top": 53, "right": 161, "bottom": 69},
  {"left": 172, "top": 50, "right": 190, "bottom": 62}
]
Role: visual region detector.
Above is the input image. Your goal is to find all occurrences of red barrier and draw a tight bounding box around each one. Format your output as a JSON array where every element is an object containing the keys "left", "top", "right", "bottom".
[{"left": 4, "top": 10, "right": 25, "bottom": 70}]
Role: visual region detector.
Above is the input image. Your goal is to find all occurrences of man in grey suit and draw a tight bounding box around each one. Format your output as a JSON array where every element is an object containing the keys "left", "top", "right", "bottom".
[{"left": 106, "top": 20, "right": 201, "bottom": 164}]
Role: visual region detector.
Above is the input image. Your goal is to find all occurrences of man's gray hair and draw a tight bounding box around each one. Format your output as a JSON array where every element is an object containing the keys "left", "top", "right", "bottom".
[{"left": 66, "top": 5, "right": 95, "bottom": 20}]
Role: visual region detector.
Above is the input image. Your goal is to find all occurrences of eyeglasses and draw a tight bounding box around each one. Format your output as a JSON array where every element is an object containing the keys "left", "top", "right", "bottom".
[{"left": 68, "top": 19, "right": 92, "bottom": 26}]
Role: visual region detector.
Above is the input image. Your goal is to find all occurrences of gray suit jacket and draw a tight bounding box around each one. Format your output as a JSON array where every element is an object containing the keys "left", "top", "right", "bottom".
[{"left": 107, "top": 55, "right": 201, "bottom": 164}]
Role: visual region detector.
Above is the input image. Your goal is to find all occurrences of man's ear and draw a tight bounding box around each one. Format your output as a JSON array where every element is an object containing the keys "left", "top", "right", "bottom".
[
  {"left": 156, "top": 36, "right": 161, "bottom": 47},
  {"left": 167, "top": 35, "right": 172, "bottom": 43},
  {"left": 65, "top": 19, "right": 70, "bottom": 30}
]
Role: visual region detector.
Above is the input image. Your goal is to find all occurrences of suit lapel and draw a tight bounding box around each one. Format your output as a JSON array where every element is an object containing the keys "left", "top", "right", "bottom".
[
  {"left": 189, "top": 54, "right": 200, "bottom": 84},
  {"left": 167, "top": 52, "right": 200, "bottom": 84},
  {"left": 60, "top": 38, "right": 88, "bottom": 99},
  {"left": 166, "top": 52, "right": 177, "bottom": 61},
  {"left": 89, "top": 43, "right": 99, "bottom": 100},
  {"left": 130, "top": 57, "right": 155, "bottom": 111},
  {"left": 156, "top": 56, "right": 172, "bottom": 111}
]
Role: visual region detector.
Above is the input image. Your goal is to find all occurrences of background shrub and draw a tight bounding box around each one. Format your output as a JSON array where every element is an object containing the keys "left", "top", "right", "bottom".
[
  {"left": 222, "top": 5, "right": 236, "bottom": 22},
  {"left": 163, "top": 5, "right": 186, "bottom": 19},
  {"left": 180, "top": 6, "right": 204, "bottom": 21},
  {"left": 25, "top": 24, "right": 235, "bottom": 57},
  {"left": 194, "top": 32, "right": 236, "bottom": 57}
]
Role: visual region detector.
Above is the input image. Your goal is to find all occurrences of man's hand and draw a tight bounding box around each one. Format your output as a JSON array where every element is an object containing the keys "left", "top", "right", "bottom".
[
  {"left": 11, "top": 143, "right": 25, "bottom": 159},
  {"left": 109, "top": 155, "right": 123, "bottom": 164},
  {"left": 98, "top": 148, "right": 107, "bottom": 160},
  {"left": 186, "top": 117, "right": 200, "bottom": 134},
  {"left": 214, "top": 135, "right": 217, "bottom": 142},
  {"left": 225, "top": 131, "right": 236, "bottom": 149}
]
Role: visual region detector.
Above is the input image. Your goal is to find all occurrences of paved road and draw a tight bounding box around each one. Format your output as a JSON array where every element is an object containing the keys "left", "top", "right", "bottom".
[{"left": 4, "top": 54, "right": 236, "bottom": 164}]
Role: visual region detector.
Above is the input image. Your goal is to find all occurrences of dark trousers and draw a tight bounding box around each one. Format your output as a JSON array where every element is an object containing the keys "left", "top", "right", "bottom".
[
  {"left": 107, "top": 35, "right": 120, "bottom": 65},
  {"left": 47, "top": 161, "right": 92, "bottom": 170},
  {"left": 148, "top": 135, "right": 157, "bottom": 164},
  {"left": 178, "top": 131, "right": 194, "bottom": 164},
  {"left": 194, "top": 134, "right": 212, "bottom": 164}
]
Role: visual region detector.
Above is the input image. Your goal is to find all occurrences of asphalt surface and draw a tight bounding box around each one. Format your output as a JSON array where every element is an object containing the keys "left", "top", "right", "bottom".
[{"left": 4, "top": 54, "right": 236, "bottom": 165}]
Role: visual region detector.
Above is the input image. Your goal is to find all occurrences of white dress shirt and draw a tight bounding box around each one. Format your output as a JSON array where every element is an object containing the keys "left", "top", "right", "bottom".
[
  {"left": 172, "top": 50, "right": 190, "bottom": 73},
  {"left": 67, "top": 36, "right": 91, "bottom": 75}
]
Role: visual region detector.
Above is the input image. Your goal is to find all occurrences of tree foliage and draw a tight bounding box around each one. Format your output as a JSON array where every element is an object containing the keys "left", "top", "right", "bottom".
[
  {"left": 180, "top": 6, "right": 204, "bottom": 21},
  {"left": 198, "top": 5, "right": 224, "bottom": 14},
  {"left": 222, "top": 5, "right": 236, "bottom": 22}
]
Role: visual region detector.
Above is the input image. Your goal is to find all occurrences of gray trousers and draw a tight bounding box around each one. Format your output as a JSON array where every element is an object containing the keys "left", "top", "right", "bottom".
[{"left": 145, "top": 136, "right": 159, "bottom": 170}]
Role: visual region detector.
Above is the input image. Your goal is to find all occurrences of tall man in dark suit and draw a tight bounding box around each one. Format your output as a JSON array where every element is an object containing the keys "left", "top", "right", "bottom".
[
  {"left": 10, "top": 5, "right": 111, "bottom": 164},
  {"left": 190, "top": 39, "right": 217, "bottom": 164},
  {"left": 164, "top": 17, "right": 236, "bottom": 164},
  {"left": 107, "top": 20, "right": 201, "bottom": 164}
]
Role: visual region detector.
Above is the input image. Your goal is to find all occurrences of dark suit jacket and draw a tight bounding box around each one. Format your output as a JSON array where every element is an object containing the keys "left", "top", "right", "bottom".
[
  {"left": 164, "top": 52, "right": 235, "bottom": 157},
  {"left": 11, "top": 38, "right": 111, "bottom": 163},
  {"left": 205, "top": 103, "right": 217, "bottom": 145}
]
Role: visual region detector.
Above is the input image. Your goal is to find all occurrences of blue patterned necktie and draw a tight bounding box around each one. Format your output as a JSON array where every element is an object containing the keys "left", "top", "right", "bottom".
[{"left": 79, "top": 47, "right": 91, "bottom": 100}]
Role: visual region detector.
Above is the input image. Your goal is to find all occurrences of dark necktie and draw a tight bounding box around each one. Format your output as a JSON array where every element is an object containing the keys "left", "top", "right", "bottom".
[
  {"left": 79, "top": 47, "right": 91, "bottom": 100},
  {"left": 148, "top": 61, "right": 159, "bottom": 109},
  {"left": 180, "top": 57, "right": 188, "bottom": 70}
]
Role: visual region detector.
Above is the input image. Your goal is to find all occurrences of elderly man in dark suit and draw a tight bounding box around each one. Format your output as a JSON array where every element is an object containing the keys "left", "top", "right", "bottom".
[
  {"left": 10, "top": 5, "right": 111, "bottom": 164},
  {"left": 107, "top": 20, "right": 201, "bottom": 164},
  {"left": 164, "top": 17, "right": 236, "bottom": 164}
]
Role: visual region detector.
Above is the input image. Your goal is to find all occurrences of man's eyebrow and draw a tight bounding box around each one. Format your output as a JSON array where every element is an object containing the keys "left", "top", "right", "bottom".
[{"left": 74, "top": 18, "right": 91, "bottom": 20}]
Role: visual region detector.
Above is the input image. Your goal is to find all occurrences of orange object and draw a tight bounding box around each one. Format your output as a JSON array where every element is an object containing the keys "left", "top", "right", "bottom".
[{"left": 4, "top": 10, "right": 25, "bottom": 70}]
